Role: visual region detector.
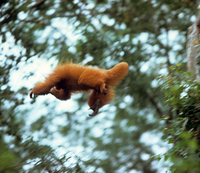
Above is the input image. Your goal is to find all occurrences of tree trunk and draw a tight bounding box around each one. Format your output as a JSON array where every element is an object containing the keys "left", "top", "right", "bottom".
[{"left": 186, "top": 9, "right": 200, "bottom": 81}]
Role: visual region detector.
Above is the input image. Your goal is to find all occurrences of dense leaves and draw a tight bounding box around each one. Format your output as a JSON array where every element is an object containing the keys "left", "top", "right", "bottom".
[{"left": 160, "top": 65, "right": 200, "bottom": 172}]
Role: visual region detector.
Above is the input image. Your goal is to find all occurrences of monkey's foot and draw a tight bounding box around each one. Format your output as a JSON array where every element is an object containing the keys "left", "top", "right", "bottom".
[
  {"left": 96, "top": 84, "right": 107, "bottom": 95},
  {"left": 89, "top": 99, "right": 100, "bottom": 117}
]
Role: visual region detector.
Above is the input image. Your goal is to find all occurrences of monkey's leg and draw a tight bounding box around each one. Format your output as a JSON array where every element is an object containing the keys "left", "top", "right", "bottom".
[
  {"left": 88, "top": 86, "right": 115, "bottom": 116},
  {"left": 78, "top": 69, "right": 107, "bottom": 94}
]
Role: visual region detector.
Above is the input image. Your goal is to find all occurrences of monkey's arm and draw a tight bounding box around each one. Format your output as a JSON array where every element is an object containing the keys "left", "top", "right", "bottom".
[
  {"left": 49, "top": 87, "right": 71, "bottom": 100},
  {"left": 30, "top": 72, "right": 62, "bottom": 98}
]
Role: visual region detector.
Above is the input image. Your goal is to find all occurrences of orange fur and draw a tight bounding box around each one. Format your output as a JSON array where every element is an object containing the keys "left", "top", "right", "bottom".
[{"left": 30, "top": 62, "right": 129, "bottom": 116}]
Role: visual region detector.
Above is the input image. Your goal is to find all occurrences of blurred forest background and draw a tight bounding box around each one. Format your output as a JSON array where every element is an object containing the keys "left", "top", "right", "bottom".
[{"left": 1, "top": 0, "right": 200, "bottom": 172}]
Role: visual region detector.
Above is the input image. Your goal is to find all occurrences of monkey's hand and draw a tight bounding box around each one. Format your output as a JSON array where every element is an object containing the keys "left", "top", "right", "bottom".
[
  {"left": 29, "top": 82, "right": 52, "bottom": 99},
  {"left": 29, "top": 90, "right": 35, "bottom": 98},
  {"left": 29, "top": 89, "right": 47, "bottom": 98},
  {"left": 89, "top": 99, "right": 100, "bottom": 117}
]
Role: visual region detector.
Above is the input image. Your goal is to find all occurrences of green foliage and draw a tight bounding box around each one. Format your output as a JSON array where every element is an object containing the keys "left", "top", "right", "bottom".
[
  {"left": 0, "top": 142, "right": 18, "bottom": 172},
  {"left": 160, "top": 65, "right": 200, "bottom": 172}
]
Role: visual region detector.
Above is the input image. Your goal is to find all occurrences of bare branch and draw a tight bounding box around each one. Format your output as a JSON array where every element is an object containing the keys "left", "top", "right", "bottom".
[{"left": 29, "top": 0, "right": 46, "bottom": 9}]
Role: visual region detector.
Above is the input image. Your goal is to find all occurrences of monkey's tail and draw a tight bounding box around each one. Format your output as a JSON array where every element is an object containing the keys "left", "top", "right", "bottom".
[{"left": 105, "top": 62, "right": 129, "bottom": 86}]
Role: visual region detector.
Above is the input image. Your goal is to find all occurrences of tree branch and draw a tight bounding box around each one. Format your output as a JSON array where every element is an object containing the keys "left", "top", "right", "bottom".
[{"left": 144, "top": 90, "right": 165, "bottom": 118}]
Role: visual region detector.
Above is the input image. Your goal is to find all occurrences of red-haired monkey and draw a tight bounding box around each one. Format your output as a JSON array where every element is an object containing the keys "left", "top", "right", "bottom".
[{"left": 30, "top": 62, "right": 129, "bottom": 116}]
